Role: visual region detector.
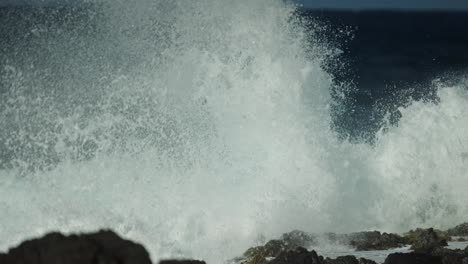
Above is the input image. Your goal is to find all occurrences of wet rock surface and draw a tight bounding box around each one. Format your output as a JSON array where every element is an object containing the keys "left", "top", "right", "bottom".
[
  {"left": 382, "top": 246, "right": 468, "bottom": 264},
  {"left": 244, "top": 229, "right": 407, "bottom": 259},
  {"left": 268, "top": 247, "right": 322, "bottom": 264},
  {"left": 383, "top": 252, "right": 442, "bottom": 264},
  {"left": 404, "top": 228, "right": 450, "bottom": 244},
  {"left": 283, "top": 230, "right": 406, "bottom": 251},
  {"left": 323, "top": 255, "right": 360, "bottom": 264},
  {"left": 346, "top": 231, "right": 406, "bottom": 251},
  {"left": 282, "top": 230, "right": 318, "bottom": 249},
  {"left": 243, "top": 239, "right": 293, "bottom": 260},
  {"left": 242, "top": 245, "right": 379, "bottom": 264},
  {"left": 357, "top": 258, "right": 378, "bottom": 264},
  {"left": 159, "top": 261, "right": 206, "bottom": 264},
  {"left": 250, "top": 247, "right": 377, "bottom": 264},
  {"left": 447, "top": 223, "right": 468, "bottom": 237},
  {"left": 407, "top": 228, "right": 448, "bottom": 253},
  {"left": 432, "top": 247, "right": 468, "bottom": 264},
  {"left": 240, "top": 223, "right": 468, "bottom": 263}
]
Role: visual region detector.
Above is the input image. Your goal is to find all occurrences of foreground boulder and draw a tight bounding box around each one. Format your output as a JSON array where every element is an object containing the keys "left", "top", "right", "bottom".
[{"left": 0, "top": 230, "right": 152, "bottom": 264}]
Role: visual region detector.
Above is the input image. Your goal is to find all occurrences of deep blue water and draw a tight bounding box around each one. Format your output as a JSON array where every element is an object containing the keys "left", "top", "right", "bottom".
[{"left": 301, "top": 10, "right": 468, "bottom": 139}]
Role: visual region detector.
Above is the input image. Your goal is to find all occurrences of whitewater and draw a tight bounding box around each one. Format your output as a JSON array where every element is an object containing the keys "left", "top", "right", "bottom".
[{"left": 0, "top": 0, "right": 467, "bottom": 263}]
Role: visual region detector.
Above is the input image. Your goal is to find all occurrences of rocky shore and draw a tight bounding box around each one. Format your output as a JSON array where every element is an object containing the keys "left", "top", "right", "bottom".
[
  {"left": 1, "top": 223, "right": 467, "bottom": 264},
  {"left": 238, "top": 223, "right": 468, "bottom": 264}
]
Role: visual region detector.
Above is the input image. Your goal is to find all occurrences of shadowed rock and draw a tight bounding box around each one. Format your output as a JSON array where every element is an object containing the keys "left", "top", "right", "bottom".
[
  {"left": 159, "top": 261, "right": 206, "bottom": 264},
  {"left": 323, "top": 255, "right": 377, "bottom": 264},
  {"left": 252, "top": 246, "right": 377, "bottom": 264},
  {"left": 432, "top": 247, "right": 468, "bottom": 264},
  {"left": 384, "top": 252, "right": 442, "bottom": 264},
  {"left": 241, "top": 254, "right": 268, "bottom": 264},
  {"left": 282, "top": 230, "right": 318, "bottom": 249},
  {"left": 405, "top": 228, "right": 450, "bottom": 245},
  {"left": 0, "top": 230, "right": 152, "bottom": 264},
  {"left": 446, "top": 223, "right": 468, "bottom": 237},
  {"left": 269, "top": 247, "right": 322, "bottom": 264},
  {"left": 324, "top": 255, "right": 359, "bottom": 264},
  {"left": 316, "top": 231, "right": 405, "bottom": 251},
  {"left": 408, "top": 228, "right": 448, "bottom": 253},
  {"left": 243, "top": 239, "right": 292, "bottom": 261},
  {"left": 357, "top": 258, "right": 378, "bottom": 264},
  {"left": 347, "top": 231, "right": 406, "bottom": 251}
]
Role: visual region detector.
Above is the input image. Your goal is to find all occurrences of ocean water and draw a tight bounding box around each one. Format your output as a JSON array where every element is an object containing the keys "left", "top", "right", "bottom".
[{"left": 0, "top": 1, "right": 467, "bottom": 263}]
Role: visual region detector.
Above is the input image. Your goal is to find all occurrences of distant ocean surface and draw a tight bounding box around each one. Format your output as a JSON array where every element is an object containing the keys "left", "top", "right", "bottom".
[
  {"left": 301, "top": 10, "right": 468, "bottom": 139},
  {"left": 1, "top": 2, "right": 467, "bottom": 263}
]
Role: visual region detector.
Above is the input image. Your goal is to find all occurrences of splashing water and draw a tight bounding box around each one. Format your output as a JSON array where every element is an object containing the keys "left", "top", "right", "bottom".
[{"left": 0, "top": 0, "right": 467, "bottom": 263}]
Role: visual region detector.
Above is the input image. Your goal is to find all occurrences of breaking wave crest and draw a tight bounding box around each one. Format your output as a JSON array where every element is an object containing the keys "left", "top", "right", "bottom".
[{"left": 0, "top": 0, "right": 467, "bottom": 262}]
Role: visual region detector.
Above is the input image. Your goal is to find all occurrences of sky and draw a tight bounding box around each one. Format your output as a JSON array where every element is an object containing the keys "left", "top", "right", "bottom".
[{"left": 1, "top": 0, "right": 468, "bottom": 9}]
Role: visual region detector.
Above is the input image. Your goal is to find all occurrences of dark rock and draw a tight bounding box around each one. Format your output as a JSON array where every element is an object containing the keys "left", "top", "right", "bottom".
[
  {"left": 279, "top": 230, "right": 405, "bottom": 252},
  {"left": 243, "top": 239, "right": 291, "bottom": 259},
  {"left": 159, "top": 261, "right": 206, "bottom": 264},
  {"left": 409, "top": 228, "right": 448, "bottom": 253},
  {"left": 323, "top": 255, "right": 359, "bottom": 264},
  {"left": 269, "top": 247, "right": 322, "bottom": 264},
  {"left": 446, "top": 223, "right": 468, "bottom": 237},
  {"left": 405, "top": 228, "right": 450, "bottom": 245},
  {"left": 384, "top": 252, "right": 442, "bottom": 264},
  {"left": 358, "top": 258, "right": 377, "bottom": 264},
  {"left": 432, "top": 247, "right": 461, "bottom": 256},
  {"left": 440, "top": 254, "right": 467, "bottom": 264},
  {"left": 347, "top": 231, "right": 406, "bottom": 251},
  {"left": 282, "top": 230, "right": 318, "bottom": 249},
  {"left": 432, "top": 247, "right": 468, "bottom": 264},
  {"left": 241, "top": 254, "right": 267, "bottom": 264},
  {"left": 242, "top": 239, "right": 292, "bottom": 264},
  {"left": 323, "top": 256, "right": 376, "bottom": 264},
  {"left": 0, "top": 230, "right": 152, "bottom": 264}
]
